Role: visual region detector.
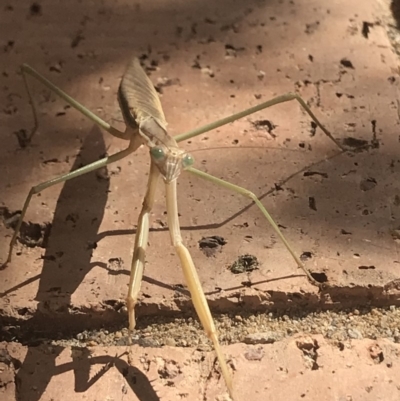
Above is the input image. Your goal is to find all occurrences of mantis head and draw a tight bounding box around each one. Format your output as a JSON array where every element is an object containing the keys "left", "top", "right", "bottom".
[
  {"left": 139, "top": 117, "right": 194, "bottom": 182},
  {"left": 150, "top": 145, "right": 194, "bottom": 183}
]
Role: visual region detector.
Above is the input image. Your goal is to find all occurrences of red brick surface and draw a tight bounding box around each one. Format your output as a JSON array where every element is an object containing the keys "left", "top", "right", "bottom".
[{"left": 1, "top": 0, "right": 400, "bottom": 400}]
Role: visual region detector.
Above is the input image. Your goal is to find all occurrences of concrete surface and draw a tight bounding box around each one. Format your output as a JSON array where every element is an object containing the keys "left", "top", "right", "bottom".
[
  {"left": 1, "top": 0, "right": 400, "bottom": 399},
  {"left": 2, "top": 336, "right": 400, "bottom": 401}
]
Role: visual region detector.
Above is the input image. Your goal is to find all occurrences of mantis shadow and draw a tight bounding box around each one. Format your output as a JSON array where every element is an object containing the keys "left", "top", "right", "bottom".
[
  {"left": 15, "top": 347, "right": 159, "bottom": 401},
  {"left": 14, "top": 127, "right": 157, "bottom": 401}
]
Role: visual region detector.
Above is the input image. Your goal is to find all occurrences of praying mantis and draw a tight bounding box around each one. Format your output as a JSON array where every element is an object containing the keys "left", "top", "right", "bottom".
[{"left": 1, "top": 57, "right": 345, "bottom": 399}]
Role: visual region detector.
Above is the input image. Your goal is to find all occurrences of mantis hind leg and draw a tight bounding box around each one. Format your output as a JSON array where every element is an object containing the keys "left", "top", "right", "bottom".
[{"left": 186, "top": 166, "right": 321, "bottom": 287}]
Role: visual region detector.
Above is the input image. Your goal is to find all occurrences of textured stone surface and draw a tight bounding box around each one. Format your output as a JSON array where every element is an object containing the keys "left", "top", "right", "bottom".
[
  {"left": 2, "top": 336, "right": 400, "bottom": 401},
  {"left": 1, "top": 0, "right": 400, "bottom": 399}
]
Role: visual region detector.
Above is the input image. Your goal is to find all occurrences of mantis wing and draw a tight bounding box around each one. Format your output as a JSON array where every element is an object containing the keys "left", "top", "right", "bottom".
[{"left": 118, "top": 57, "right": 172, "bottom": 147}]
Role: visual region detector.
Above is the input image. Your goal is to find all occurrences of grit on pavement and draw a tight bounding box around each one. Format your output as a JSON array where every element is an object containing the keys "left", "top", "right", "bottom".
[{"left": 1, "top": 0, "right": 400, "bottom": 400}]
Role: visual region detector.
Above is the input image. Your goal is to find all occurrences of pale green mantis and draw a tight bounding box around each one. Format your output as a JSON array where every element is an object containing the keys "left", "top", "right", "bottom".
[{"left": 1, "top": 57, "right": 345, "bottom": 399}]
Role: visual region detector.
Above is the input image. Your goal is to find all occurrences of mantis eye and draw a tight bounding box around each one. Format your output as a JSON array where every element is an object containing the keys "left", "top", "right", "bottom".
[
  {"left": 182, "top": 153, "right": 194, "bottom": 169},
  {"left": 150, "top": 146, "right": 165, "bottom": 160}
]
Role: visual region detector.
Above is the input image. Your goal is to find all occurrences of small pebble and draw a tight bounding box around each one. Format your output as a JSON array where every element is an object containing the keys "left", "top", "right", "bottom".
[
  {"left": 244, "top": 331, "right": 283, "bottom": 344},
  {"left": 244, "top": 347, "right": 265, "bottom": 361},
  {"left": 347, "top": 328, "right": 363, "bottom": 340},
  {"left": 165, "top": 338, "right": 176, "bottom": 347}
]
